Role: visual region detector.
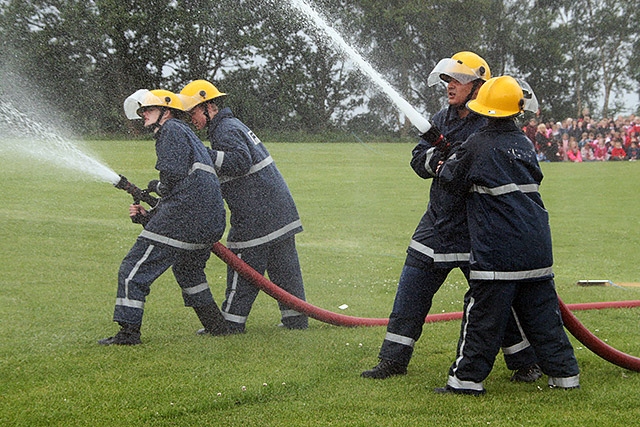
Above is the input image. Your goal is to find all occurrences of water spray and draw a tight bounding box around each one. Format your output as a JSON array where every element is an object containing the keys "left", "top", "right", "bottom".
[
  {"left": 0, "top": 100, "right": 157, "bottom": 210},
  {"left": 0, "top": 100, "right": 121, "bottom": 184},
  {"left": 287, "top": 0, "right": 431, "bottom": 134}
]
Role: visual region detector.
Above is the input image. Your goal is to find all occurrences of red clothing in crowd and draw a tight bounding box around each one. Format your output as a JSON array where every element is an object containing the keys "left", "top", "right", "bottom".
[
  {"left": 610, "top": 146, "right": 627, "bottom": 160},
  {"left": 593, "top": 143, "right": 609, "bottom": 161}
]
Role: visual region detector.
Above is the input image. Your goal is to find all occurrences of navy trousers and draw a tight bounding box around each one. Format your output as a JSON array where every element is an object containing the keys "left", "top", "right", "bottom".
[
  {"left": 447, "top": 278, "right": 579, "bottom": 390},
  {"left": 221, "top": 236, "right": 308, "bottom": 331},
  {"left": 113, "top": 237, "right": 216, "bottom": 326},
  {"left": 379, "top": 254, "right": 538, "bottom": 369}
]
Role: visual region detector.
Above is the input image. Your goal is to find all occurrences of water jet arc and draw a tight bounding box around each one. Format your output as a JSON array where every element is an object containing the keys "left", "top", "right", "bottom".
[{"left": 287, "top": 0, "right": 431, "bottom": 133}]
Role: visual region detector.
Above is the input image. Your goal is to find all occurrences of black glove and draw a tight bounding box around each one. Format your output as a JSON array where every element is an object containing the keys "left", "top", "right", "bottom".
[
  {"left": 421, "top": 124, "right": 452, "bottom": 156},
  {"left": 147, "top": 179, "right": 163, "bottom": 196},
  {"left": 131, "top": 212, "right": 149, "bottom": 226}
]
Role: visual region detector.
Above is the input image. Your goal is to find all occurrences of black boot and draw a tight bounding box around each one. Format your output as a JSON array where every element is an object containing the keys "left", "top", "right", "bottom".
[
  {"left": 434, "top": 385, "right": 486, "bottom": 396},
  {"left": 193, "top": 303, "right": 230, "bottom": 336},
  {"left": 98, "top": 322, "right": 142, "bottom": 346},
  {"left": 361, "top": 359, "right": 407, "bottom": 379},
  {"left": 511, "top": 364, "right": 543, "bottom": 382},
  {"left": 280, "top": 314, "right": 308, "bottom": 330}
]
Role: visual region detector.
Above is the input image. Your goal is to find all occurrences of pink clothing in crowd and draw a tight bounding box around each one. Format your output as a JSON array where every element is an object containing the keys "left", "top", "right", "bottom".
[{"left": 567, "top": 149, "right": 582, "bottom": 162}]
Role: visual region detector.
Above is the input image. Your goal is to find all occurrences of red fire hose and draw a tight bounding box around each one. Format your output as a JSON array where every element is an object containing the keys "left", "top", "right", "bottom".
[
  {"left": 558, "top": 298, "right": 640, "bottom": 371},
  {"left": 212, "top": 242, "right": 640, "bottom": 371}
]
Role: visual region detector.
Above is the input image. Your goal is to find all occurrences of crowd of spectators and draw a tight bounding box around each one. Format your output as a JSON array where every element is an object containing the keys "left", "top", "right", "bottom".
[{"left": 521, "top": 111, "right": 640, "bottom": 163}]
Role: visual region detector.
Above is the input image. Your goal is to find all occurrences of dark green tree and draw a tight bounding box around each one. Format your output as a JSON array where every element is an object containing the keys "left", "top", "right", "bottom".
[
  {"left": 167, "top": 0, "right": 259, "bottom": 85},
  {"left": 581, "top": 0, "right": 637, "bottom": 118},
  {"left": 510, "top": 0, "right": 638, "bottom": 121},
  {"left": 92, "top": 0, "right": 188, "bottom": 135},
  {"left": 253, "top": 2, "right": 367, "bottom": 133},
  {"left": 0, "top": 0, "right": 103, "bottom": 133},
  {"left": 349, "top": 0, "right": 500, "bottom": 134},
  {"left": 1, "top": 0, "right": 637, "bottom": 136}
]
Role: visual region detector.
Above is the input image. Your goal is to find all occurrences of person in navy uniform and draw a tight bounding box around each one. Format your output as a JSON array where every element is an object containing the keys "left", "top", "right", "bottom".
[
  {"left": 435, "top": 76, "right": 580, "bottom": 394},
  {"left": 362, "top": 52, "right": 540, "bottom": 382},
  {"left": 179, "top": 80, "right": 308, "bottom": 334},
  {"left": 99, "top": 89, "right": 227, "bottom": 345}
]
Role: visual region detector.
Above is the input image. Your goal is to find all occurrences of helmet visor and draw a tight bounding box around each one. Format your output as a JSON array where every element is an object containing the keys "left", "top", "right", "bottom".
[
  {"left": 516, "top": 79, "right": 539, "bottom": 113},
  {"left": 427, "top": 58, "right": 485, "bottom": 87},
  {"left": 177, "top": 93, "right": 202, "bottom": 112},
  {"left": 123, "top": 89, "right": 165, "bottom": 119}
]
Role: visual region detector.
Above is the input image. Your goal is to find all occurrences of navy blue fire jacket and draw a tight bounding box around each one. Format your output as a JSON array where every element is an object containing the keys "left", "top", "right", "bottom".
[
  {"left": 141, "top": 118, "right": 226, "bottom": 248},
  {"left": 206, "top": 108, "right": 302, "bottom": 249},
  {"left": 437, "top": 119, "right": 554, "bottom": 281},
  {"left": 408, "top": 106, "right": 486, "bottom": 267}
]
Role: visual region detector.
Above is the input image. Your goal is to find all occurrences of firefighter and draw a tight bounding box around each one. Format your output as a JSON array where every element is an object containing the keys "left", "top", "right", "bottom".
[
  {"left": 362, "top": 52, "right": 540, "bottom": 381},
  {"left": 435, "top": 76, "right": 580, "bottom": 394},
  {"left": 99, "top": 89, "right": 227, "bottom": 345},
  {"left": 178, "top": 80, "right": 308, "bottom": 334}
]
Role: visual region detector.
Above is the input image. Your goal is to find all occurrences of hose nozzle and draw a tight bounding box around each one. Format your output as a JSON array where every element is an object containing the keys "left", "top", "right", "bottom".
[
  {"left": 114, "top": 174, "right": 158, "bottom": 207},
  {"left": 114, "top": 174, "right": 131, "bottom": 191}
]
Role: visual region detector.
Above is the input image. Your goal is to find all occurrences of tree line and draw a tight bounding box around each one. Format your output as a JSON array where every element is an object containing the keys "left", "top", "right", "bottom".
[{"left": 1, "top": 0, "right": 638, "bottom": 138}]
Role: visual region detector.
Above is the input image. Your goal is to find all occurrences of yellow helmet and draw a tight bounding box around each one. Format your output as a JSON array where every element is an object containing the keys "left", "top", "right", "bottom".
[
  {"left": 466, "top": 76, "right": 524, "bottom": 118},
  {"left": 427, "top": 51, "right": 491, "bottom": 87},
  {"left": 178, "top": 80, "right": 227, "bottom": 111},
  {"left": 123, "top": 89, "right": 184, "bottom": 120}
]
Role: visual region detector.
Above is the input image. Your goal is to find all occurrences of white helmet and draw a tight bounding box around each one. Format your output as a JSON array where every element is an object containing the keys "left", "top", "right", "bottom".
[{"left": 123, "top": 89, "right": 184, "bottom": 120}]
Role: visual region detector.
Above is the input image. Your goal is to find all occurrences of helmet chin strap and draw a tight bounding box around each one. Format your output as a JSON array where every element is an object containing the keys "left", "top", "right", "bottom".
[
  {"left": 202, "top": 102, "right": 213, "bottom": 128},
  {"left": 148, "top": 107, "right": 168, "bottom": 132},
  {"left": 204, "top": 107, "right": 212, "bottom": 128},
  {"left": 456, "top": 80, "right": 482, "bottom": 111}
]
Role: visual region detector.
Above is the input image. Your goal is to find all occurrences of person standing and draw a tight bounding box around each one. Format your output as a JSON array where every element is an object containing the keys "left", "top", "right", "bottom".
[
  {"left": 361, "top": 52, "right": 540, "bottom": 381},
  {"left": 536, "top": 123, "right": 557, "bottom": 162},
  {"left": 99, "top": 89, "right": 227, "bottom": 345},
  {"left": 179, "top": 80, "right": 308, "bottom": 333},
  {"left": 523, "top": 117, "right": 538, "bottom": 146},
  {"left": 435, "top": 76, "right": 580, "bottom": 395}
]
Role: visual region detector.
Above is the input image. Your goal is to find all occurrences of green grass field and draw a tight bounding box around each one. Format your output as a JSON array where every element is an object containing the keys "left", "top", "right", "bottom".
[{"left": 2, "top": 140, "right": 640, "bottom": 426}]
